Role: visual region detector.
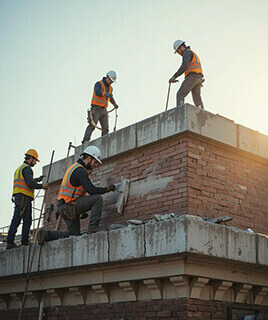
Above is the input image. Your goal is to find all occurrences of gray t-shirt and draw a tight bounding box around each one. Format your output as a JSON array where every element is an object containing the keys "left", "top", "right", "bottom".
[{"left": 173, "top": 46, "right": 203, "bottom": 79}]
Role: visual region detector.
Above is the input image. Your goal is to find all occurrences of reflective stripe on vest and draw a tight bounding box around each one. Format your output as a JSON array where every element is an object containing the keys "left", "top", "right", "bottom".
[
  {"left": 91, "top": 81, "right": 113, "bottom": 108},
  {"left": 13, "top": 164, "right": 34, "bottom": 198},
  {"left": 184, "top": 50, "right": 203, "bottom": 77},
  {"left": 57, "top": 163, "right": 87, "bottom": 203}
]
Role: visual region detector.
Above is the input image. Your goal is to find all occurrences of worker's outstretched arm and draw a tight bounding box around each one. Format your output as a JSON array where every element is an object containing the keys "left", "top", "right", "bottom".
[
  {"left": 110, "top": 96, "right": 119, "bottom": 109},
  {"left": 173, "top": 50, "right": 192, "bottom": 79}
]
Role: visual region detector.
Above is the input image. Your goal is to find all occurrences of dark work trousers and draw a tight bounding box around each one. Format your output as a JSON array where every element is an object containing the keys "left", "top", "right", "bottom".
[
  {"left": 7, "top": 194, "right": 32, "bottom": 245},
  {"left": 45, "top": 195, "right": 103, "bottom": 241},
  {"left": 177, "top": 75, "right": 204, "bottom": 109},
  {"left": 82, "top": 106, "right": 109, "bottom": 143}
]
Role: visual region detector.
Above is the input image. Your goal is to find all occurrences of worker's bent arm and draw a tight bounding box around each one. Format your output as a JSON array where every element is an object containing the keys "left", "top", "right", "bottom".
[
  {"left": 94, "top": 82, "right": 104, "bottom": 97},
  {"left": 73, "top": 167, "right": 107, "bottom": 195},
  {"left": 22, "top": 166, "right": 43, "bottom": 190},
  {"left": 110, "top": 96, "right": 117, "bottom": 106},
  {"left": 173, "top": 50, "right": 192, "bottom": 78}
]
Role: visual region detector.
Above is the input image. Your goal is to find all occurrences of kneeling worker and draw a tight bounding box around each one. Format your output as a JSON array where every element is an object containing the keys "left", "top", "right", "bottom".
[
  {"left": 38, "top": 146, "right": 116, "bottom": 244},
  {"left": 6, "top": 149, "right": 49, "bottom": 250},
  {"left": 82, "top": 70, "right": 119, "bottom": 143}
]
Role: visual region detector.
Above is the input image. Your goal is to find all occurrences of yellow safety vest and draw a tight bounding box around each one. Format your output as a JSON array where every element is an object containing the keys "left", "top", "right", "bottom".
[{"left": 13, "top": 163, "right": 34, "bottom": 199}]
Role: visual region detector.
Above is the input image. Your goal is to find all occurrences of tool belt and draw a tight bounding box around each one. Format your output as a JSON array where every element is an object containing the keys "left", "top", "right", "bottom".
[
  {"left": 12, "top": 194, "right": 29, "bottom": 218},
  {"left": 57, "top": 200, "right": 77, "bottom": 220},
  {"left": 87, "top": 108, "right": 102, "bottom": 130}
]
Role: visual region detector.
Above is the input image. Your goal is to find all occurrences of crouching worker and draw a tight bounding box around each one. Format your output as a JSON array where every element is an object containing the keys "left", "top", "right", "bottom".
[{"left": 38, "top": 146, "right": 116, "bottom": 244}]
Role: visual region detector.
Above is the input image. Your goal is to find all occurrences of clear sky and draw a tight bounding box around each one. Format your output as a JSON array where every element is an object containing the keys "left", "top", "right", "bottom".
[{"left": 0, "top": 0, "right": 268, "bottom": 228}]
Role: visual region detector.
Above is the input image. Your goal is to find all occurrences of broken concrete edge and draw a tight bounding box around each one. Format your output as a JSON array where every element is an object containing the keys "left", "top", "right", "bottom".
[
  {"left": 43, "top": 104, "right": 268, "bottom": 183},
  {"left": 0, "top": 215, "right": 267, "bottom": 279}
]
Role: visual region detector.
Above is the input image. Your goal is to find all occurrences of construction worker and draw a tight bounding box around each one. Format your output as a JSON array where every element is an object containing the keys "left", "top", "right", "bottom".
[
  {"left": 6, "top": 149, "right": 49, "bottom": 250},
  {"left": 82, "top": 71, "right": 119, "bottom": 143},
  {"left": 38, "top": 146, "right": 116, "bottom": 244},
  {"left": 169, "top": 40, "right": 204, "bottom": 109}
]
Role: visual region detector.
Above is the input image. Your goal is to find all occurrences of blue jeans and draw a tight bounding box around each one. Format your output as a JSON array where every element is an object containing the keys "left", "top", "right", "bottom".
[{"left": 7, "top": 194, "right": 32, "bottom": 245}]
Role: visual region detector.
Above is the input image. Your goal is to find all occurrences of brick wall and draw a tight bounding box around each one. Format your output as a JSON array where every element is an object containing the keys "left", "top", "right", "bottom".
[
  {"left": 43, "top": 134, "right": 268, "bottom": 235},
  {"left": 186, "top": 136, "right": 268, "bottom": 234},
  {"left": 1, "top": 299, "right": 267, "bottom": 320}
]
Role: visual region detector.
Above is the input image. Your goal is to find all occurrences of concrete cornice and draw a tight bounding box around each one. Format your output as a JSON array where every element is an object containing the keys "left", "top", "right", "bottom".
[
  {"left": 1, "top": 215, "right": 267, "bottom": 309},
  {"left": 43, "top": 104, "right": 268, "bottom": 183},
  {"left": 0, "top": 215, "right": 267, "bottom": 280}
]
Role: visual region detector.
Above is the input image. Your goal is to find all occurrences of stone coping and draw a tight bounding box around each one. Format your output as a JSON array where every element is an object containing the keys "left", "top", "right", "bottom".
[
  {"left": 0, "top": 215, "right": 267, "bottom": 279},
  {"left": 43, "top": 104, "right": 268, "bottom": 183}
]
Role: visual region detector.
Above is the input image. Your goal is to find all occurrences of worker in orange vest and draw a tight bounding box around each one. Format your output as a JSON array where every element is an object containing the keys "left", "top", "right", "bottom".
[
  {"left": 82, "top": 71, "right": 119, "bottom": 143},
  {"left": 169, "top": 40, "right": 204, "bottom": 109},
  {"left": 37, "top": 146, "right": 116, "bottom": 244},
  {"left": 6, "top": 149, "right": 49, "bottom": 250}
]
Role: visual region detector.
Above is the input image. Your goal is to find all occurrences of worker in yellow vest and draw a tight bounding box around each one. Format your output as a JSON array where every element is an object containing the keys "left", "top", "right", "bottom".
[
  {"left": 6, "top": 149, "right": 49, "bottom": 250},
  {"left": 82, "top": 71, "right": 119, "bottom": 143},
  {"left": 169, "top": 40, "right": 204, "bottom": 109},
  {"left": 37, "top": 146, "right": 116, "bottom": 244}
]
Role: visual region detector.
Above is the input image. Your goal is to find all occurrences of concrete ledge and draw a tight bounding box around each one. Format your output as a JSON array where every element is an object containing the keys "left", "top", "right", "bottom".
[
  {"left": 0, "top": 215, "right": 267, "bottom": 279},
  {"left": 43, "top": 104, "right": 268, "bottom": 183}
]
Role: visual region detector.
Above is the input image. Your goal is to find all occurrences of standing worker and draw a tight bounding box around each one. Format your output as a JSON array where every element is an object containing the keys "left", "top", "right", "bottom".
[
  {"left": 6, "top": 149, "right": 49, "bottom": 250},
  {"left": 169, "top": 40, "right": 204, "bottom": 109},
  {"left": 82, "top": 71, "right": 119, "bottom": 143},
  {"left": 38, "top": 146, "right": 117, "bottom": 244}
]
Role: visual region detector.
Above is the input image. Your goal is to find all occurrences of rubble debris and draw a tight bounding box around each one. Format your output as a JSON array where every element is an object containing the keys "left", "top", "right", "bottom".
[
  {"left": 202, "top": 216, "right": 232, "bottom": 224},
  {"left": 127, "top": 219, "right": 144, "bottom": 225},
  {"left": 153, "top": 213, "right": 175, "bottom": 221}
]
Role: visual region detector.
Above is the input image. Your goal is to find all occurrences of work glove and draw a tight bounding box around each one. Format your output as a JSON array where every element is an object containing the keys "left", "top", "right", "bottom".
[
  {"left": 81, "top": 212, "right": 89, "bottom": 219},
  {"left": 169, "top": 76, "right": 177, "bottom": 84},
  {"left": 105, "top": 93, "right": 113, "bottom": 99},
  {"left": 114, "top": 104, "right": 119, "bottom": 109},
  {"left": 42, "top": 182, "right": 49, "bottom": 190},
  {"left": 105, "top": 184, "right": 116, "bottom": 192},
  {"left": 34, "top": 175, "right": 46, "bottom": 183}
]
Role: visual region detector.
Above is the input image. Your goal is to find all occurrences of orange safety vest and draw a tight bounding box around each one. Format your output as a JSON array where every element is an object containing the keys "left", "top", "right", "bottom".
[
  {"left": 91, "top": 80, "right": 113, "bottom": 108},
  {"left": 184, "top": 49, "right": 203, "bottom": 77},
  {"left": 57, "top": 162, "right": 87, "bottom": 203},
  {"left": 13, "top": 163, "right": 34, "bottom": 199}
]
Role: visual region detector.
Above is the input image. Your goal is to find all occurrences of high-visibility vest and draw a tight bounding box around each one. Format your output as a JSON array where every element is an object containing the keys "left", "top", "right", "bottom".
[
  {"left": 91, "top": 80, "right": 113, "bottom": 108},
  {"left": 13, "top": 164, "right": 34, "bottom": 199},
  {"left": 184, "top": 50, "right": 203, "bottom": 77},
  {"left": 57, "top": 162, "right": 87, "bottom": 203}
]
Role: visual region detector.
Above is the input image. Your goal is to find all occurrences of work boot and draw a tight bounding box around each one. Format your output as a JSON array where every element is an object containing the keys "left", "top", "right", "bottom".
[
  {"left": 6, "top": 242, "right": 18, "bottom": 250},
  {"left": 37, "top": 229, "right": 48, "bottom": 245},
  {"left": 87, "top": 226, "right": 106, "bottom": 234}
]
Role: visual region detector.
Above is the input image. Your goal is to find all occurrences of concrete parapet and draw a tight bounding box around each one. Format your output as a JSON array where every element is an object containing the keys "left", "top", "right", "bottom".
[
  {"left": 43, "top": 104, "right": 268, "bottom": 183},
  {"left": 0, "top": 215, "right": 267, "bottom": 279}
]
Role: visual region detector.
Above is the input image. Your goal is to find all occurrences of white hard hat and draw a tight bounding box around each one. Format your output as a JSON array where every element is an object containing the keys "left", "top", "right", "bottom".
[
  {"left": 173, "top": 39, "right": 185, "bottom": 53},
  {"left": 81, "top": 146, "right": 102, "bottom": 164},
  {"left": 107, "top": 70, "right": 117, "bottom": 83}
]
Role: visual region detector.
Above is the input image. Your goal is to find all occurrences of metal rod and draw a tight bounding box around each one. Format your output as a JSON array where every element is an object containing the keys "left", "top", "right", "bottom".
[
  {"left": 113, "top": 108, "right": 118, "bottom": 132},
  {"left": 18, "top": 150, "right": 55, "bottom": 320},
  {"left": 165, "top": 80, "right": 178, "bottom": 112},
  {"left": 55, "top": 142, "right": 74, "bottom": 231},
  {"left": 165, "top": 83, "right": 171, "bottom": 112}
]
